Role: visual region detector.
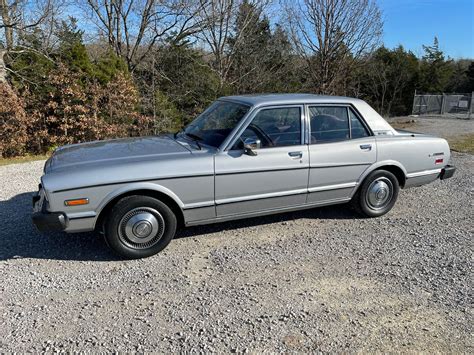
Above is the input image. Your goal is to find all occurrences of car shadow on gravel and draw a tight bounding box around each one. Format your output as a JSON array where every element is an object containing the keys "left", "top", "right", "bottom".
[
  {"left": 0, "top": 191, "right": 360, "bottom": 261},
  {"left": 0, "top": 192, "right": 119, "bottom": 262},
  {"left": 176, "top": 204, "right": 362, "bottom": 239}
]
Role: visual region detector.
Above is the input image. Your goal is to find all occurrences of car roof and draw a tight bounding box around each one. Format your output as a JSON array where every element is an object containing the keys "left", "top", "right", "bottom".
[{"left": 219, "top": 93, "right": 363, "bottom": 107}]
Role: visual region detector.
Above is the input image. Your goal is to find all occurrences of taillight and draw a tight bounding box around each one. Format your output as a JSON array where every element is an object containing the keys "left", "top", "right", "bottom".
[{"left": 435, "top": 158, "right": 444, "bottom": 164}]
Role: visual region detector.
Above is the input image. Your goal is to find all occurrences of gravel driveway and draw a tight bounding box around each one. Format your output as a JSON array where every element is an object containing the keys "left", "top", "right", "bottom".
[
  {"left": 387, "top": 115, "right": 474, "bottom": 140},
  {"left": 1, "top": 119, "right": 472, "bottom": 352}
]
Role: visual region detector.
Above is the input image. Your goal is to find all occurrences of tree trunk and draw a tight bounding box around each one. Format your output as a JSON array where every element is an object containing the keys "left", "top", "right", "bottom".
[
  {"left": 0, "top": 49, "right": 8, "bottom": 83},
  {"left": 0, "top": 0, "right": 14, "bottom": 49}
]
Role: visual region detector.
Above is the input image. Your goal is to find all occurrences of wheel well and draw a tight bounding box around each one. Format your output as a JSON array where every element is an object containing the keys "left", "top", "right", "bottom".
[
  {"left": 376, "top": 165, "right": 406, "bottom": 188},
  {"left": 95, "top": 189, "right": 185, "bottom": 233}
]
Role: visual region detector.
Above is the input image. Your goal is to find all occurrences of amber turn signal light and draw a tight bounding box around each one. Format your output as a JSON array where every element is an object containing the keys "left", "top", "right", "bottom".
[{"left": 64, "top": 198, "right": 89, "bottom": 206}]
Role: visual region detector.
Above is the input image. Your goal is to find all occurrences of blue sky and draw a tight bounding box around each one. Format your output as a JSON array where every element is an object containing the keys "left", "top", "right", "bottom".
[{"left": 379, "top": 0, "right": 474, "bottom": 59}]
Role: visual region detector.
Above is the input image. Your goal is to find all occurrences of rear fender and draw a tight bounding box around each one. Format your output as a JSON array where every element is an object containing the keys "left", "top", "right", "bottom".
[{"left": 351, "top": 160, "right": 407, "bottom": 198}]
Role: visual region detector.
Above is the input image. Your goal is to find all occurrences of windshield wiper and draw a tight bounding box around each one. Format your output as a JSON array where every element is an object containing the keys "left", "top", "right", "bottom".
[{"left": 184, "top": 132, "right": 203, "bottom": 150}]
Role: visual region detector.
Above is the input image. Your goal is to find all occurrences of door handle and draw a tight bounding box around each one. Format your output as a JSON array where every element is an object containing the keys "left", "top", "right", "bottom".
[
  {"left": 360, "top": 144, "right": 372, "bottom": 151},
  {"left": 288, "top": 151, "right": 303, "bottom": 158}
]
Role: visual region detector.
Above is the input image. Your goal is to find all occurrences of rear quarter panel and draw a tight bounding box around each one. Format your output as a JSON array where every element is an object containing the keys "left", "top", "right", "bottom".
[{"left": 375, "top": 134, "right": 450, "bottom": 187}]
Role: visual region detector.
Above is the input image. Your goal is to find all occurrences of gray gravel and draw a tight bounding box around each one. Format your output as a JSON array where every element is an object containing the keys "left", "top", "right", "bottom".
[
  {"left": 387, "top": 115, "right": 474, "bottom": 139},
  {"left": 0, "top": 119, "right": 473, "bottom": 352}
]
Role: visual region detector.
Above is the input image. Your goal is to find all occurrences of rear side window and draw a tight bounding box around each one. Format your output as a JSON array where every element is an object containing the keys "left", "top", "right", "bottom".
[
  {"left": 309, "top": 106, "right": 349, "bottom": 143},
  {"left": 310, "top": 106, "right": 371, "bottom": 143},
  {"left": 349, "top": 109, "right": 370, "bottom": 139}
]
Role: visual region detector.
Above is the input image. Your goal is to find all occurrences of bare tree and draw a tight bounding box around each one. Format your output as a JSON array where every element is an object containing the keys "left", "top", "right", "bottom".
[
  {"left": 1, "top": 0, "right": 55, "bottom": 49},
  {"left": 82, "top": 0, "right": 203, "bottom": 71},
  {"left": 285, "top": 0, "right": 382, "bottom": 94},
  {"left": 194, "top": 0, "right": 269, "bottom": 90},
  {"left": 0, "top": 0, "right": 58, "bottom": 83}
]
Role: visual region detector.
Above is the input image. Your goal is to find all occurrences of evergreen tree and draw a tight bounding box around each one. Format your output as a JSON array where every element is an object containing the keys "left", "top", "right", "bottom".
[
  {"left": 56, "top": 18, "right": 95, "bottom": 77},
  {"left": 228, "top": 0, "right": 272, "bottom": 93},
  {"left": 419, "top": 37, "right": 453, "bottom": 93},
  {"left": 466, "top": 62, "right": 474, "bottom": 92},
  {"left": 446, "top": 59, "right": 472, "bottom": 93}
]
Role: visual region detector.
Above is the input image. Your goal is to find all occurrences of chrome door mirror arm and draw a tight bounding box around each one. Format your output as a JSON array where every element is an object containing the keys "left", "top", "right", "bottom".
[{"left": 243, "top": 138, "right": 261, "bottom": 156}]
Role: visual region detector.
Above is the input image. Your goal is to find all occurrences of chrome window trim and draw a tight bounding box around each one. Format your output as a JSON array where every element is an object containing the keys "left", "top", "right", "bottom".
[
  {"left": 303, "top": 104, "right": 310, "bottom": 145},
  {"left": 222, "top": 104, "right": 306, "bottom": 152},
  {"left": 348, "top": 106, "right": 373, "bottom": 138},
  {"left": 348, "top": 104, "right": 374, "bottom": 136}
]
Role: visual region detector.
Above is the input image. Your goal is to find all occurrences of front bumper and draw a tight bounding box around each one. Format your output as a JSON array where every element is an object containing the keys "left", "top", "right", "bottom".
[
  {"left": 440, "top": 165, "right": 456, "bottom": 180},
  {"left": 32, "top": 189, "right": 68, "bottom": 232}
]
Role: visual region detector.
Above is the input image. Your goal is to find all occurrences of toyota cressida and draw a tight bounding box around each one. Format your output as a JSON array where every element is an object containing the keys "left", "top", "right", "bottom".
[{"left": 32, "top": 94, "right": 456, "bottom": 258}]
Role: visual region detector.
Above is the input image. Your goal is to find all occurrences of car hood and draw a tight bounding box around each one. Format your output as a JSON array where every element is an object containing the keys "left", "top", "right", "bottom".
[{"left": 45, "top": 135, "right": 190, "bottom": 173}]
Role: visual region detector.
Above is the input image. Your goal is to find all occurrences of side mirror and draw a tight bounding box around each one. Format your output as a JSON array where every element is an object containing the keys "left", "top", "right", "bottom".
[{"left": 243, "top": 138, "right": 261, "bottom": 156}]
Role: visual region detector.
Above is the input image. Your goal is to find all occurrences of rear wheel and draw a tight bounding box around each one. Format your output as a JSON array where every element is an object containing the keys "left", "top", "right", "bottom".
[
  {"left": 352, "top": 170, "right": 399, "bottom": 217},
  {"left": 104, "top": 195, "right": 177, "bottom": 259}
]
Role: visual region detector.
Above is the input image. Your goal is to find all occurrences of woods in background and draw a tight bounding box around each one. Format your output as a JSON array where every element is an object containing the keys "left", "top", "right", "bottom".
[{"left": 1, "top": 0, "right": 473, "bottom": 157}]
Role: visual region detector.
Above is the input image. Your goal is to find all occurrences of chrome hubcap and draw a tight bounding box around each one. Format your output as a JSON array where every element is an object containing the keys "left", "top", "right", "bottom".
[
  {"left": 118, "top": 207, "right": 165, "bottom": 249},
  {"left": 366, "top": 177, "right": 393, "bottom": 210}
]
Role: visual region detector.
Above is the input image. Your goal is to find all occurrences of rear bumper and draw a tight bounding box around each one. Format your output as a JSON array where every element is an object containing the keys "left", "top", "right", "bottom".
[
  {"left": 32, "top": 191, "right": 68, "bottom": 232},
  {"left": 440, "top": 165, "right": 456, "bottom": 180}
]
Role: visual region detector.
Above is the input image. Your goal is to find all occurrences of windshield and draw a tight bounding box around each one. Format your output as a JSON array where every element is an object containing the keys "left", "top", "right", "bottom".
[{"left": 182, "top": 100, "right": 250, "bottom": 148}]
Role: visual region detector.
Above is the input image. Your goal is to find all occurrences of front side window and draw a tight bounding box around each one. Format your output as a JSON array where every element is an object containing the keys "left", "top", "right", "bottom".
[
  {"left": 234, "top": 107, "right": 302, "bottom": 149},
  {"left": 182, "top": 100, "right": 250, "bottom": 148},
  {"left": 310, "top": 106, "right": 350, "bottom": 143}
]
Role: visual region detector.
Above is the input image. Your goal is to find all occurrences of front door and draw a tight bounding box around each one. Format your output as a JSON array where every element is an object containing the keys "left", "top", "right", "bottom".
[
  {"left": 307, "top": 104, "right": 377, "bottom": 203},
  {"left": 215, "top": 105, "right": 309, "bottom": 217}
]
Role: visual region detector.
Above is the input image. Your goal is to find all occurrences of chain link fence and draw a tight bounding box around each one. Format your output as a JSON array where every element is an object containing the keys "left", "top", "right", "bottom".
[{"left": 412, "top": 92, "right": 473, "bottom": 119}]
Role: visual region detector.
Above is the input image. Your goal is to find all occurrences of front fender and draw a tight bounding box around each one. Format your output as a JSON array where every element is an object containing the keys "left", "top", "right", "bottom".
[{"left": 95, "top": 182, "right": 185, "bottom": 216}]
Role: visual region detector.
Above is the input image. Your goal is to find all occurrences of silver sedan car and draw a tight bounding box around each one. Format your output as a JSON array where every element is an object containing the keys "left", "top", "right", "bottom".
[{"left": 32, "top": 94, "right": 456, "bottom": 258}]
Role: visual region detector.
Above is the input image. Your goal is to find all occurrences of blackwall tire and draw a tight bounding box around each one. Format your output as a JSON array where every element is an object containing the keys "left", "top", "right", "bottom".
[
  {"left": 104, "top": 195, "right": 177, "bottom": 259},
  {"left": 352, "top": 170, "right": 399, "bottom": 218}
]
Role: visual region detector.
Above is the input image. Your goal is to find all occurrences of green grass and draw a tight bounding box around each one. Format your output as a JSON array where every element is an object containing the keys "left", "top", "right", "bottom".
[
  {"left": 449, "top": 134, "right": 474, "bottom": 154},
  {"left": 0, "top": 154, "right": 50, "bottom": 167}
]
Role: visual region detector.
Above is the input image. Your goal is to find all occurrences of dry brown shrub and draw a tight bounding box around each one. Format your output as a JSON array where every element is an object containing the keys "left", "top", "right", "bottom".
[{"left": 0, "top": 83, "right": 29, "bottom": 157}]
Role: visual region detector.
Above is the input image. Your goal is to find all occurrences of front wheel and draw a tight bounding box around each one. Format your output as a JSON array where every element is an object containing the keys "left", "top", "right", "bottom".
[
  {"left": 352, "top": 170, "right": 399, "bottom": 217},
  {"left": 104, "top": 195, "right": 177, "bottom": 259}
]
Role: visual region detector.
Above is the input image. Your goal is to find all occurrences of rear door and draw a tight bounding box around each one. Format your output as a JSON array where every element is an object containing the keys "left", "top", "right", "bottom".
[
  {"left": 214, "top": 105, "right": 309, "bottom": 217},
  {"left": 307, "top": 104, "right": 376, "bottom": 203}
]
